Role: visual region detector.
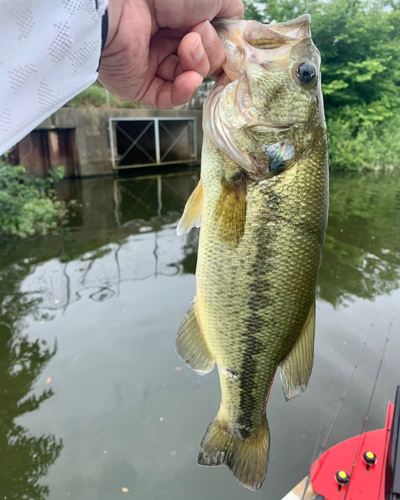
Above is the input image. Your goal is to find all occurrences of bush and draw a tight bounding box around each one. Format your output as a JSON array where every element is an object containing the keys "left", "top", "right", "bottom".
[
  {"left": 65, "top": 81, "right": 145, "bottom": 109},
  {"left": 0, "top": 165, "right": 67, "bottom": 238},
  {"left": 327, "top": 115, "right": 400, "bottom": 171}
]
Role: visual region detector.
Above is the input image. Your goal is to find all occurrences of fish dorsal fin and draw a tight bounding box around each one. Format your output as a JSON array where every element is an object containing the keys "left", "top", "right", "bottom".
[
  {"left": 279, "top": 302, "right": 316, "bottom": 401},
  {"left": 176, "top": 299, "right": 215, "bottom": 375},
  {"left": 213, "top": 177, "right": 246, "bottom": 247},
  {"left": 177, "top": 180, "right": 203, "bottom": 236}
]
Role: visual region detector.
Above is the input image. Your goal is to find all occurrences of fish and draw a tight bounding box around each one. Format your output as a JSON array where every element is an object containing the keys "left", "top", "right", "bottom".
[{"left": 176, "top": 14, "right": 328, "bottom": 491}]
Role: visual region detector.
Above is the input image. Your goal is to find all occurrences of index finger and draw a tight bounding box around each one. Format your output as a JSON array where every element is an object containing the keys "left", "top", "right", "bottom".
[{"left": 153, "top": 0, "right": 244, "bottom": 30}]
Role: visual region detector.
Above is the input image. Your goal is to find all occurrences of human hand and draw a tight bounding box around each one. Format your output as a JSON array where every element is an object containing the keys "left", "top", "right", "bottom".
[{"left": 98, "top": 0, "right": 244, "bottom": 109}]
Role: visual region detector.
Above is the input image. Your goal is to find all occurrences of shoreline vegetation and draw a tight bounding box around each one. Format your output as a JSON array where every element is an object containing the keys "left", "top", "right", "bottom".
[{"left": 0, "top": 165, "right": 70, "bottom": 238}]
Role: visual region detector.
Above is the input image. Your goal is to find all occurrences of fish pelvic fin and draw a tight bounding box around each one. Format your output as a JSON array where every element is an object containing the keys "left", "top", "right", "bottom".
[
  {"left": 176, "top": 299, "right": 215, "bottom": 375},
  {"left": 280, "top": 301, "right": 316, "bottom": 401},
  {"left": 213, "top": 176, "right": 246, "bottom": 247},
  {"left": 177, "top": 179, "right": 203, "bottom": 235},
  {"left": 197, "top": 415, "right": 270, "bottom": 491}
]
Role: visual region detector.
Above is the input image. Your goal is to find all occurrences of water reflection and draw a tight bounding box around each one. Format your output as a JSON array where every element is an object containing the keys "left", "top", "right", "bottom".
[
  {"left": 0, "top": 168, "right": 399, "bottom": 499},
  {"left": 0, "top": 261, "right": 62, "bottom": 500},
  {"left": 0, "top": 169, "right": 201, "bottom": 500},
  {"left": 9, "top": 168, "right": 399, "bottom": 312},
  {"left": 319, "top": 172, "right": 400, "bottom": 306}
]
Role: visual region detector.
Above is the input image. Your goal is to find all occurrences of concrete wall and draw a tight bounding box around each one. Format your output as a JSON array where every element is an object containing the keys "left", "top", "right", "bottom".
[{"left": 35, "top": 107, "right": 203, "bottom": 177}]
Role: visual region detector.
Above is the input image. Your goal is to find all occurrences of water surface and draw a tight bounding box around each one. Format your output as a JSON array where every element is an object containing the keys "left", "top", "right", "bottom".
[{"left": 1, "top": 168, "right": 399, "bottom": 499}]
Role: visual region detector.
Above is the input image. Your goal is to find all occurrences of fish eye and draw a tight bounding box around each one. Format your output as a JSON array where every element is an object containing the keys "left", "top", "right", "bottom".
[{"left": 296, "top": 62, "right": 317, "bottom": 84}]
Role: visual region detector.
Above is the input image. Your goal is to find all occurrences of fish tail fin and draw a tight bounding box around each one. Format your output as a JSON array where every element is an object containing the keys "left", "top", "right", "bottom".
[{"left": 197, "top": 414, "right": 270, "bottom": 491}]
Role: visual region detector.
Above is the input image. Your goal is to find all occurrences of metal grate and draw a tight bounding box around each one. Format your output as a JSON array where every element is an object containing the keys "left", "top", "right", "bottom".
[{"left": 109, "top": 117, "right": 197, "bottom": 169}]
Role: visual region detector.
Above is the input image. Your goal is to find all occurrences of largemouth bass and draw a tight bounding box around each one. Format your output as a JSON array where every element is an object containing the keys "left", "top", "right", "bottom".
[{"left": 176, "top": 14, "right": 328, "bottom": 491}]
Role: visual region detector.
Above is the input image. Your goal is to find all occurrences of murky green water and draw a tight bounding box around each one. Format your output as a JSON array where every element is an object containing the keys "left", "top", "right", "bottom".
[{"left": 1, "top": 168, "right": 400, "bottom": 500}]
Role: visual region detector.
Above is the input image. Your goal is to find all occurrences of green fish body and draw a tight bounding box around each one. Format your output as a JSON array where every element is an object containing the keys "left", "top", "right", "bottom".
[{"left": 176, "top": 14, "right": 328, "bottom": 491}]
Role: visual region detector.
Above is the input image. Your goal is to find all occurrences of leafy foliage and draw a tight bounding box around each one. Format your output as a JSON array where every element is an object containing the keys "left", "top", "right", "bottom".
[
  {"left": 0, "top": 165, "right": 67, "bottom": 238},
  {"left": 243, "top": 0, "right": 400, "bottom": 170},
  {"left": 66, "top": 81, "right": 145, "bottom": 108}
]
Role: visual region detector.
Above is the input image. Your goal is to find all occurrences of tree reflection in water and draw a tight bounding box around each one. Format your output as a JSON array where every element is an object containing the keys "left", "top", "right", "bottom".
[
  {"left": 319, "top": 171, "right": 400, "bottom": 307},
  {"left": 0, "top": 259, "right": 63, "bottom": 500}
]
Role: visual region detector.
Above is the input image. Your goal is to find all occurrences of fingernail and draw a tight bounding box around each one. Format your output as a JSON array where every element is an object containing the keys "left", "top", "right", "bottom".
[
  {"left": 191, "top": 35, "right": 205, "bottom": 62},
  {"left": 196, "top": 75, "right": 204, "bottom": 88},
  {"left": 201, "top": 20, "right": 216, "bottom": 48}
]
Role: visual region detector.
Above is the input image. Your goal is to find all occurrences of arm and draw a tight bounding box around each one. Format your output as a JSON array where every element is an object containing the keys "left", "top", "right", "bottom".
[{"left": 0, "top": 0, "right": 107, "bottom": 155}]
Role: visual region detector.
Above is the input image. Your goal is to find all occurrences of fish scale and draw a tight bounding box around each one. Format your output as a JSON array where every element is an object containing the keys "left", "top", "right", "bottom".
[{"left": 176, "top": 14, "right": 329, "bottom": 491}]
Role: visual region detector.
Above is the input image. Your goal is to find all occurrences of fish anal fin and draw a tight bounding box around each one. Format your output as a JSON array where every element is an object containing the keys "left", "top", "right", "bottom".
[
  {"left": 197, "top": 415, "right": 270, "bottom": 491},
  {"left": 280, "top": 302, "right": 316, "bottom": 401},
  {"left": 176, "top": 299, "right": 214, "bottom": 375},
  {"left": 177, "top": 180, "right": 203, "bottom": 235},
  {"left": 213, "top": 177, "right": 246, "bottom": 247}
]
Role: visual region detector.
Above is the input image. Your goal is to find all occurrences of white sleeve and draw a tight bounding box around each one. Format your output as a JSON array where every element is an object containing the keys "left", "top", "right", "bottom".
[{"left": 0, "top": 0, "right": 108, "bottom": 155}]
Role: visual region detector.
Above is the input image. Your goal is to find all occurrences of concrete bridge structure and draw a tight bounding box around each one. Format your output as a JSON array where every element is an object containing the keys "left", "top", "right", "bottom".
[{"left": 11, "top": 106, "right": 204, "bottom": 178}]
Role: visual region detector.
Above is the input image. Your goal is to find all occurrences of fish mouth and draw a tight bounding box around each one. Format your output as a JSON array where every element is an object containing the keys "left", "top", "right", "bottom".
[{"left": 212, "top": 15, "right": 313, "bottom": 82}]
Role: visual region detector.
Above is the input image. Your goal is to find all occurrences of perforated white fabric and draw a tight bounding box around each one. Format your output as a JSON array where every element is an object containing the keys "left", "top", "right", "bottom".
[{"left": 0, "top": 0, "right": 108, "bottom": 155}]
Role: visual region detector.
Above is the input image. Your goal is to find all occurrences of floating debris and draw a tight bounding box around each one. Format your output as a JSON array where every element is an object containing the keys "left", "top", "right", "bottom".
[
  {"left": 121, "top": 487, "right": 129, "bottom": 493},
  {"left": 174, "top": 367, "right": 182, "bottom": 372},
  {"left": 46, "top": 377, "right": 52, "bottom": 384}
]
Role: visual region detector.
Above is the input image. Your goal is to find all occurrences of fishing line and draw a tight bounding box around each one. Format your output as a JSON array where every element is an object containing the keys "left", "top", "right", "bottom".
[
  {"left": 301, "top": 311, "right": 378, "bottom": 500},
  {"left": 343, "top": 311, "right": 396, "bottom": 500},
  {"left": 321, "top": 318, "right": 376, "bottom": 450},
  {"left": 306, "top": 338, "right": 348, "bottom": 472}
]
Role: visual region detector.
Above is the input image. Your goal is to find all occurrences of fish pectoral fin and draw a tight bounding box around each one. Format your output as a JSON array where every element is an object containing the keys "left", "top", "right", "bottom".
[
  {"left": 176, "top": 179, "right": 203, "bottom": 235},
  {"left": 176, "top": 299, "right": 215, "bottom": 375},
  {"left": 213, "top": 177, "right": 246, "bottom": 247},
  {"left": 279, "top": 302, "right": 316, "bottom": 401},
  {"left": 197, "top": 414, "right": 270, "bottom": 491}
]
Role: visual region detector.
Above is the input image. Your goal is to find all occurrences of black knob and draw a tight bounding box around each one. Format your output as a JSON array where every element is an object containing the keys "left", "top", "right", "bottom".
[
  {"left": 336, "top": 470, "right": 350, "bottom": 485},
  {"left": 363, "top": 451, "right": 377, "bottom": 466}
]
